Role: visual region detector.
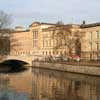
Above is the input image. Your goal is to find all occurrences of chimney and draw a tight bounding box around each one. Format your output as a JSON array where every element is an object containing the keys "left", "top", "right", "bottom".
[{"left": 82, "top": 20, "right": 86, "bottom": 25}]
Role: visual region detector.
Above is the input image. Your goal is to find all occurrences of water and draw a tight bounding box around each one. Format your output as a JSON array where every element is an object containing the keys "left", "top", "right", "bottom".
[{"left": 0, "top": 67, "right": 100, "bottom": 100}]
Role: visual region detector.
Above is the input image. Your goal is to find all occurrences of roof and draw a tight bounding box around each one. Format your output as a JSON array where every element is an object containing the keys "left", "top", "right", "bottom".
[
  {"left": 42, "top": 25, "right": 72, "bottom": 32},
  {"left": 29, "top": 22, "right": 41, "bottom": 27},
  {"left": 29, "top": 21, "right": 62, "bottom": 27},
  {"left": 11, "top": 29, "right": 30, "bottom": 33},
  {"left": 15, "top": 26, "right": 24, "bottom": 28},
  {"left": 41, "top": 22, "right": 57, "bottom": 25},
  {"left": 80, "top": 22, "right": 100, "bottom": 28}
]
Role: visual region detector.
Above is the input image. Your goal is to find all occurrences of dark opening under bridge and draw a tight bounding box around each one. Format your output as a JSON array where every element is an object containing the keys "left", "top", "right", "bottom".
[{"left": 2, "top": 55, "right": 34, "bottom": 66}]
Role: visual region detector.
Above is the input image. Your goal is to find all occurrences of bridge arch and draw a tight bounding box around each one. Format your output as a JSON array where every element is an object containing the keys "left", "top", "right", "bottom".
[
  {"left": 4, "top": 55, "right": 33, "bottom": 66},
  {"left": 1, "top": 59, "right": 29, "bottom": 66}
]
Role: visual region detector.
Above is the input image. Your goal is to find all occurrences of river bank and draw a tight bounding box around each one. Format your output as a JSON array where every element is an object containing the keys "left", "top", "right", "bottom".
[{"left": 32, "top": 61, "right": 100, "bottom": 76}]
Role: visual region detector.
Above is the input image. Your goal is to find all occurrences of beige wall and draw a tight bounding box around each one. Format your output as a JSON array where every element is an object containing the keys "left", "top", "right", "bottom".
[
  {"left": 10, "top": 22, "right": 100, "bottom": 60},
  {"left": 10, "top": 31, "right": 33, "bottom": 56},
  {"left": 41, "top": 29, "right": 69, "bottom": 56},
  {"left": 29, "top": 22, "right": 55, "bottom": 56},
  {"left": 81, "top": 26, "right": 100, "bottom": 59}
]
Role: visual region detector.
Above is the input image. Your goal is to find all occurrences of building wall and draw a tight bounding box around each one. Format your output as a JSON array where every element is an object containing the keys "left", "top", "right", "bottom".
[
  {"left": 10, "top": 22, "right": 55, "bottom": 60},
  {"left": 10, "top": 30, "right": 33, "bottom": 56},
  {"left": 81, "top": 26, "right": 100, "bottom": 60},
  {"left": 29, "top": 22, "right": 55, "bottom": 56},
  {"left": 41, "top": 29, "right": 69, "bottom": 56},
  {"left": 10, "top": 22, "right": 100, "bottom": 61}
]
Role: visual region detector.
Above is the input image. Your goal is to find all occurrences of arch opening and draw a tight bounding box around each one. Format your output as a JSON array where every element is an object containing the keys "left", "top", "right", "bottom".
[
  {"left": 1, "top": 59, "right": 29, "bottom": 66},
  {"left": 0, "top": 59, "right": 29, "bottom": 73}
]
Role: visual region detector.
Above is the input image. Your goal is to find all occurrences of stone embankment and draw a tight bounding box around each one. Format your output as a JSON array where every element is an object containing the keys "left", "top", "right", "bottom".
[{"left": 33, "top": 62, "right": 100, "bottom": 76}]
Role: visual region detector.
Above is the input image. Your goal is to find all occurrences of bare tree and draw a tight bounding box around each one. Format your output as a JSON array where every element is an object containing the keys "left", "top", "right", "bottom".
[
  {"left": 52, "top": 25, "right": 84, "bottom": 56},
  {"left": 0, "top": 10, "right": 12, "bottom": 55},
  {"left": 0, "top": 10, "right": 12, "bottom": 29}
]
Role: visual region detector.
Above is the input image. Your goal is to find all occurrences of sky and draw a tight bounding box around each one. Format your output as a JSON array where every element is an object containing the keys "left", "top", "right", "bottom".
[{"left": 0, "top": 0, "right": 100, "bottom": 28}]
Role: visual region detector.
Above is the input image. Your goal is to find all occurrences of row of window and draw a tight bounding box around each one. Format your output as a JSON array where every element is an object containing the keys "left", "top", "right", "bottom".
[
  {"left": 90, "top": 31, "right": 100, "bottom": 40},
  {"left": 89, "top": 42, "right": 100, "bottom": 51},
  {"left": 43, "top": 39, "right": 66, "bottom": 47},
  {"left": 12, "top": 51, "right": 33, "bottom": 55},
  {"left": 42, "top": 51, "right": 67, "bottom": 55},
  {"left": 33, "top": 30, "right": 38, "bottom": 39},
  {"left": 43, "top": 40, "right": 52, "bottom": 47}
]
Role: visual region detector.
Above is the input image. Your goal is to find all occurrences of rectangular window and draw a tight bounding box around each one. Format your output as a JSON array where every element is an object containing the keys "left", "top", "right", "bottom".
[
  {"left": 96, "top": 31, "right": 99, "bottom": 39},
  {"left": 90, "top": 32, "right": 92, "bottom": 41},
  {"left": 90, "top": 32, "right": 93, "bottom": 52},
  {"left": 33, "top": 30, "right": 38, "bottom": 48},
  {"left": 96, "top": 31, "right": 99, "bottom": 51}
]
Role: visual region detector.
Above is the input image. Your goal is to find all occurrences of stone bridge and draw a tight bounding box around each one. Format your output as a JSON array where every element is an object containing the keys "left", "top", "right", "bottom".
[{"left": 3, "top": 55, "right": 34, "bottom": 66}]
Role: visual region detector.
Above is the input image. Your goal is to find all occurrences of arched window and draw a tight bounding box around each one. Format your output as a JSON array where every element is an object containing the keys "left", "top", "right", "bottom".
[{"left": 46, "top": 51, "right": 47, "bottom": 55}]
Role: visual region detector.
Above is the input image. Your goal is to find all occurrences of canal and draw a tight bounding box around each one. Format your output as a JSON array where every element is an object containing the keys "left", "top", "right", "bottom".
[{"left": 0, "top": 66, "right": 100, "bottom": 100}]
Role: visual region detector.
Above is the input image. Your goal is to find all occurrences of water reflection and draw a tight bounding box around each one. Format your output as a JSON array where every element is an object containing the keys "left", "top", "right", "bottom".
[
  {"left": 0, "top": 71, "right": 30, "bottom": 100},
  {"left": 0, "top": 67, "right": 100, "bottom": 100},
  {"left": 32, "top": 68, "right": 100, "bottom": 100}
]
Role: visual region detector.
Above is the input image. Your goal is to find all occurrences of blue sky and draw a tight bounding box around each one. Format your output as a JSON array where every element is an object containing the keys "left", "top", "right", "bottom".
[{"left": 0, "top": 0, "right": 100, "bottom": 27}]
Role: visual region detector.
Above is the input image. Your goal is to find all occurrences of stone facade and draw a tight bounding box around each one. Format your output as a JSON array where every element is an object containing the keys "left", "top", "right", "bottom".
[
  {"left": 10, "top": 30, "right": 32, "bottom": 56},
  {"left": 81, "top": 24, "right": 100, "bottom": 60},
  {"left": 10, "top": 21, "right": 100, "bottom": 62},
  {"left": 42, "top": 24, "right": 81, "bottom": 57}
]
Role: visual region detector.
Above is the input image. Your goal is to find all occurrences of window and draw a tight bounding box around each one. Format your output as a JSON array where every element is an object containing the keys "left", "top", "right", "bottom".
[
  {"left": 53, "top": 51, "right": 55, "bottom": 54},
  {"left": 96, "top": 31, "right": 99, "bottom": 51},
  {"left": 49, "top": 51, "right": 51, "bottom": 55},
  {"left": 96, "top": 31, "right": 99, "bottom": 39},
  {"left": 46, "top": 51, "right": 47, "bottom": 55},
  {"left": 90, "top": 32, "right": 93, "bottom": 51},
  {"left": 33, "top": 30, "right": 38, "bottom": 48},
  {"left": 90, "top": 32, "right": 92, "bottom": 41}
]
